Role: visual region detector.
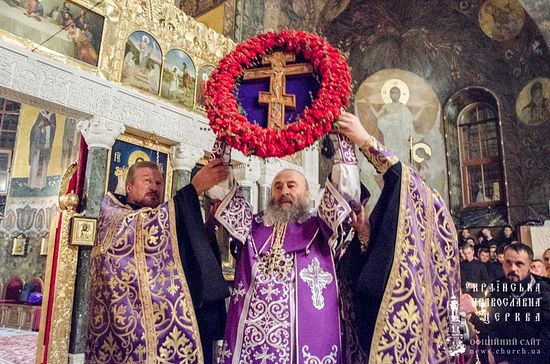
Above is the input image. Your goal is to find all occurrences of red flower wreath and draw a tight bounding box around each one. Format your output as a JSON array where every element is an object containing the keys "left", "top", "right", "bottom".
[{"left": 205, "top": 30, "right": 351, "bottom": 158}]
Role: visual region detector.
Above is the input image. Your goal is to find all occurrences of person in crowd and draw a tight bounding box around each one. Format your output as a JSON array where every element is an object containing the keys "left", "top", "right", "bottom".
[
  {"left": 469, "top": 243, "right": 550, "bottom": 364},
  {"left": 460, "top": 237, "right": 476, "bottom": 261},
  {"left": 499, "top": 224, "right": 516, "bottom": 247},
  {"left": 480, "top": 227, "right": 495, "bottom": 250},
  {"left": 459, "top": 227, "right": 472, "bottom": 248},
  {"left": 543, "top": 248, "right": 550, "bottom": 277},
  {"left": 489, "top": 243, "right": 498, "bottom": 262},
  {"left": 479, "top": 247, "right": 504, "bottom": 281},
  {"left": 531, "top": 259, "right": 547, "bottom": 277},
  {"left": 460, "top": 244, "right": 490, "bottom": 297},
  {"left": 496, "top": 245, "right": 505, "bottom": 264}
]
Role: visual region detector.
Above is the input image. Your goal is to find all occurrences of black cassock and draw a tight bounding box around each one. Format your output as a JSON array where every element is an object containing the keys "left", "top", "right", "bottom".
[
  {"left": 173, "top": 184, "right": 229, "bottom": 364},
  {"left": 337, "top": 163, "right": 402, "bottom": 363}
]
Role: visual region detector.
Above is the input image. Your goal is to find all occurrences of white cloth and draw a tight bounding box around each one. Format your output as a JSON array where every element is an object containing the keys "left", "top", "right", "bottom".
[
  {"left": 206, "top": 169, "right": 234, "bottom": 200},
  {"left": 330, "top": 163, "right": 361, "bottom": 205}
]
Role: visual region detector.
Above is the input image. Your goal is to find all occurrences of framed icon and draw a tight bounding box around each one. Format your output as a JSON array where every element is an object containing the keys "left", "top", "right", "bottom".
[
  {"left": 121, "top": 31, "right": 162, "bottom": 95},
  {"left": 40, "top": 233, "right": 49, "bottom": 256},
  {"left": 12, "top": 233, "right": 27, "bottom": 256},
  {"left": 71, "top": 216, "right": 97, "bottom": 246},
  {"left": 0, "top": 0, "right": 105, "bottom": 67},
  {"left": 106, "top": 133, "right": 172, "bottom": 201}
]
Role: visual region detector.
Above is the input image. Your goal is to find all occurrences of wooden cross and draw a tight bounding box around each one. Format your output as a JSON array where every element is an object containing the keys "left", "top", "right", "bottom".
[{"left": 242, "top": 51, "right": 313, "bottom": 130}]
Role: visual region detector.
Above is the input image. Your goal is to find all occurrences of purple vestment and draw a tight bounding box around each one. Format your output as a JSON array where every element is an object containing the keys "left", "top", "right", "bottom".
[
  {"left": 86, "top": 194, "right": 203, "bottom": 363},
  {"left": 211, "top": 133, "right": 460, "bottom": 363},
  {"left": 339, "top": 135, "right": 461, "bottom": 363},
  {"left": 215, "top": 179, "right": 351, "bottom": 363}
]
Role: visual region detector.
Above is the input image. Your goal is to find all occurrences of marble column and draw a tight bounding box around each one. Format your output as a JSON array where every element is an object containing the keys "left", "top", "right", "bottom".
[
  {"left": 257, "top": 159, "right": 279, "bottom": 211},
  {"left": 257, "top": 183, "right": 270, "bottom": 211},
  {"left": 234, "top": 157, "right": 261, "bottom": 212},
  {"left": 170, "top": 143, "right": 204, "bottom": 196},
  {"left": 257, "top": 164, "right": 272, "bottom": 211},
  {"left": 241, "top": 184, "right": 252, "bottom": 204},
  {"left": 68, "top": 117, "right": 124, "bottom": 356}
]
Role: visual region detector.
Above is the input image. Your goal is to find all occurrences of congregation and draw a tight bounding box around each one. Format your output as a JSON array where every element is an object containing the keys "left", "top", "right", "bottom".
[{"left": 457, "top": 225, "right": 550, "bottom": 364}]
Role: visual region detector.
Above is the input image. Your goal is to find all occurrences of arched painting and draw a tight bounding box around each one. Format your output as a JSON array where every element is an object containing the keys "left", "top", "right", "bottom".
[
  {"left": 121, "top": 31, "right": 162, "bottom": 96},
  {"left": 516, "top": 77, "right": 550, "bottom": 126},
  {"left": 195, "top": 65, "right": 215, "bottom": 110},
  {"left": 479, "top": 0, "right": 525, "bottom": 42},
  {"left": 160, "top": 49, "right": 196, "bottom": 109},
  {"left": 355, "top": 69, "right": 446, "bottom": 211},
  {"left": 0, "top": 0, "right": 104, "bottom": 66}
]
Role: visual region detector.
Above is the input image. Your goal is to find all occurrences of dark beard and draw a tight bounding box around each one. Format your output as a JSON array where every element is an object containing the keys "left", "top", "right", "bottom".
[{"left": 263, "top": 199, "right": 312, "bottom": 225}]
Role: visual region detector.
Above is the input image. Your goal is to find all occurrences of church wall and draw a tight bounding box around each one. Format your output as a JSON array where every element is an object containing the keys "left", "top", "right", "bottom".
[
  {"left": 234, "top": 0, "right": 264, "bottom": 42},
  {"left": 0, "top": 0, "right": 315, "bottom": 357},
  {"left": 0, "top": 102, "right": 79, "bottom": 286},
  {"left": 237, "top": 0, "right": 550, "bottom": 228},
  {"left": 0, "top": 235, "right": 45, "bottom": 286},
  {"left": 519, "top": 0, "right": 550, "bottom": 47}
]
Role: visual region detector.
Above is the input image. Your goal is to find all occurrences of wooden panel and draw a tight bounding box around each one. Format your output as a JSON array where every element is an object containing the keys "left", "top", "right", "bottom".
[{"left": 0, "top": 303, "right": 41, "bottom": 331}]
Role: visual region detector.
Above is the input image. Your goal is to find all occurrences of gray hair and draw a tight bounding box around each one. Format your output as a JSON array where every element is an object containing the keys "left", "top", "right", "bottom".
[{"left": 272, "top": 169, "right": 309, "bottom": 191}]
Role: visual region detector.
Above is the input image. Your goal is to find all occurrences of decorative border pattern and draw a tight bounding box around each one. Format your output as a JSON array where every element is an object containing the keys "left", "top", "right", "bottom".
[
  {"left": 368, "top": 165, "right": 459, "bottom": 363},
  {"left": 359, "top": 135, "right": 399, "bottom": 175},
  {"left": 318, "top": 180, "right": 351, "bottom": 249},
  {"left": 36, "top": 166, "right": 79, "bottom": 364},
  {"left": 0, "top": 38, "right": 229, "bottom": 158},
  {"left": 329, "top": 134, "right": 357, "bottom": 165},
  {"left": 214, "top": 184, "right": 253, "bottom": 243}
]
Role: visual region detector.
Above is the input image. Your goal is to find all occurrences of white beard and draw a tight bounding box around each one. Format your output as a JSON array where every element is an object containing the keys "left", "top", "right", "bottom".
[{"left": 262, "top": 199, "right": 313, "bottom": 226}]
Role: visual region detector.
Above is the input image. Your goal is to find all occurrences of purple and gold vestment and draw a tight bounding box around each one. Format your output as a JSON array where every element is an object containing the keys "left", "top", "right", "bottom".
[
  {"left": 86, "top": 194, "right": 203, "bottom": 364},
  {"left": 211, "top": 132, "right": 460, "bottom": 364},
  {"left": 339, "top": 135, "right": 461, "bottom": 364},
  {"left": 209, "top": 136, "right": 359, "bottom": 363},
  {"left": 215, "top": 190, "right": 349, "bottom": 363}
]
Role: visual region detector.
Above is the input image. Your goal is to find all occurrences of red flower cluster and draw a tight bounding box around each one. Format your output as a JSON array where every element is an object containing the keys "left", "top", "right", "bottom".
[{"left": 206, "top": 30, "right": 351, "bottom": 158}]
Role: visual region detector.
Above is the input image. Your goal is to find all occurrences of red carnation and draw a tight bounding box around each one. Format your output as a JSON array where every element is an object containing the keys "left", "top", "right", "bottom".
[{"left": 206, "top": 31, "right": 351, "bottom": 158}]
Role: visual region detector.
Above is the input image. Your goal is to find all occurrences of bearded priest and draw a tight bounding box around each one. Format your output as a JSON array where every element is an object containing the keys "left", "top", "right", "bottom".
[
  {"left": 86, "top": 160, "right": 230, "bottom": 364},
  {"left": 207, "top": 114, "right": 364, "bottom": 363},
  {"left": 208, "top": 111, "right": 460, "bottom": 364}
]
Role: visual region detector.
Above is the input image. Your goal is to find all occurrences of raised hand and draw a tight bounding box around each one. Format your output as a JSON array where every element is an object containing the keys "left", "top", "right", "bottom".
[
  {"left": 191, "top": 159, "right": 230, "bottom": 194},
  {"left": 335, "top": 111, "right": 371, "bottom": 146}
]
